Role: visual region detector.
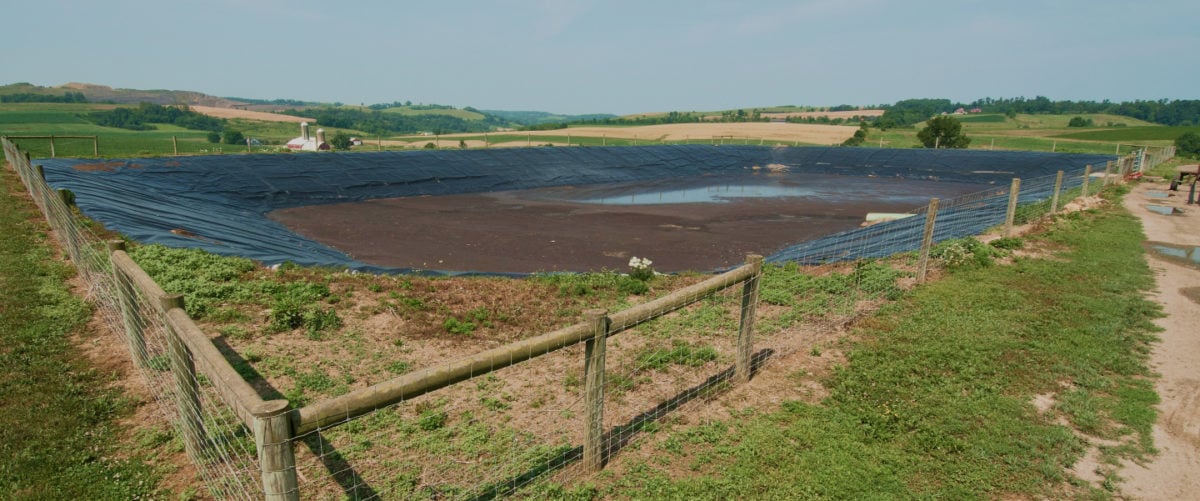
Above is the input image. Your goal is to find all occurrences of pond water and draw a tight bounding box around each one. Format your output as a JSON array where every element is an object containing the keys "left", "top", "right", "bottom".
[
  {"left": 531, "top": 173, "right": 966, "bottom": 207},
  {"left": 1146, "top": 242, "right": 1200, "bottom": 269}
]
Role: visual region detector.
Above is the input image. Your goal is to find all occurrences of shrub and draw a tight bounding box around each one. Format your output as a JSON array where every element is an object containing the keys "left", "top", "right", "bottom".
[
  {"left": 931, "top": 237, "right": 1003, "bottom": 270},
  {"left": 990, "top": 237, "right": 1024, "bottom": 250},
  {"left": 443, "top": 317, "right": 477, "bottom": 335}
]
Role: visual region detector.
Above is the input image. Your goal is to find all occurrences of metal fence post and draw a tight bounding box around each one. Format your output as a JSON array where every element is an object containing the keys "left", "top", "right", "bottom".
[
  {"left": 583, "top": 309, "right": 609, "bottom": 472},
  {"left": 1004, "top": 178, "right": 1021, "bottom": 237},
  {"left": 916, "top": 199, "right": 940, "bottom": 284},
  {"left": 107, "top": 241, "right": 147, "bottom": 368},
  {"left": 736, "top": 255, "right": 764, "bottom": 383},
  {"left": 254, "top": 401, "right": 300, "bottom": 501},
  {"left": 1050, "top": 171, "right": 1064, "bottom": 215},
  {"left": 161, "top": 293, "right": 206, "bottom": 462}
]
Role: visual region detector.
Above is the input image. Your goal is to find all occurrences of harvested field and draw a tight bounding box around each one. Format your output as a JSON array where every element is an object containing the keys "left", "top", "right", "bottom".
[
  {"left": 537, "top": 123, "right": 856, "bottom": 144},
  {"left": 759, "top": 109, "right": 886, "bottom": 120},
  {"left": 191, "top": 105, "right": 313, "bottom": 123}
]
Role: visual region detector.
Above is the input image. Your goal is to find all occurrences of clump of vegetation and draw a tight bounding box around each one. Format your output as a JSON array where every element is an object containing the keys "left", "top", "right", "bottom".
[
  {"left": 930, "top": 237, "right": 1005, "bottom": 270},
  {"left": 1067, "top": 116, "right": 1094, "bottom": 127},
  {"left": 1175, "top": 131, "right": 1200, "bottom": 158},
  {"left": 533, "top": 270, "right": 653, "bottom": 298},
  {"left": 918, "top": 115, "right": 971, "bottom": 149},
  {"left": 85, "top": 102, "right": 223, "bottom": 132},
  {"left": 989, "top": 237, "right": 1024, "bottom": 250},
  {"left": 130, "top": 245, "right": 342, "bottom": 337},
  {"left": 636, "top": 340, "right": 719, "bottom": 371}
]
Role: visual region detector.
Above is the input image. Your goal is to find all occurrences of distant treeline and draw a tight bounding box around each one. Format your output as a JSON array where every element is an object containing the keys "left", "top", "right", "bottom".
[
  {"left": 283, "top": 107, "right": 508, "bottom": 135},
  {"left": 84, "top": 103, "right": 224, "bottom": 131},
  {"left": 556, "top": 110, "right": 770, "bottom": 128},
  {"left": 879, "top": 97, "right": 1200, "bottom": 128},
  {"left": 485, "top": 110, "right": 616, "bottom": 127},
  {"left": 0, "top": 92, "right": 87, "bottom": 103}
]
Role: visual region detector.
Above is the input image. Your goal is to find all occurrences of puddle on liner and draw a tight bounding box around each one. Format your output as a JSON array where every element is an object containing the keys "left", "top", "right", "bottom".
[{"left": 1145, "top": 241, "right": 1200, "bottom": 270}]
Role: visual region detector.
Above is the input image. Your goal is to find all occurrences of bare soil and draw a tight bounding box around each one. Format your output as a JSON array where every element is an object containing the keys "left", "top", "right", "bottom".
[
  {"left": 384, "top": 122, "right": 859, "bottom": 147},
  {"left": 190, "top": 105, "right": 313, "bottom": 123},
  {"left": 759, "top": 109, "right": 886, "bottom": 120},
  {"left": 1117, "top": 181, "right": 1200, "bottom": 499}
]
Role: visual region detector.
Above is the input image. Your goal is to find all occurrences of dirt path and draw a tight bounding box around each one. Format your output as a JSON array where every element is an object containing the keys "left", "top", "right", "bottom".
[{"left": 1119, "top": 180, "right": 1200, "bottom": 498}]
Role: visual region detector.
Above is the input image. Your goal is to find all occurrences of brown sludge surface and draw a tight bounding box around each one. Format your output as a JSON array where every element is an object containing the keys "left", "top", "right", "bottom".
[{"left": 270, "top": 177, "right": 983, "bottom": 273}]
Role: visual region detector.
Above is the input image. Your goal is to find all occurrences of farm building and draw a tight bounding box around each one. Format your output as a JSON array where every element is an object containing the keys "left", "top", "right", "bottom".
[{"left": 286, "top": 122, "right": 330, "bottom": 151}]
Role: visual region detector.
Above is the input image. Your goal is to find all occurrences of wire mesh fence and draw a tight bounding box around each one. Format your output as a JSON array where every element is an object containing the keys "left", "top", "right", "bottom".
[
  {"left": 3, "top": 138, "right": 271, "bottom": 499},
  {"left": 3, "top": 135, "right": 1171, "bottom": 500}
]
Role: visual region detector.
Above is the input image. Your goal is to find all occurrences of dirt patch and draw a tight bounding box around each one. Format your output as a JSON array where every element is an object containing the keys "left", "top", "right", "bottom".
[
  {"left": 73, "top": 161, "right": 141, "bottom": 172},
  {"left": 191, "top": 105, "right": 312, "bottom": 123},
  {"left": 1180, "top": 287, "right": 1200, "bottom": 305},
  {"left": 1117, "top": 181, "right": 1200, "bottom": 499}
]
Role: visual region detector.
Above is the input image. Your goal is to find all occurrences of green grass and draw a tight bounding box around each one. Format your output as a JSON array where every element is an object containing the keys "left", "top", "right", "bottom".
[
  {"left": 0, "top": 165, "right": 166, "bottom": 497},
  {"left": 956, "top": 113, "right": 1008, "bottom": 123},
  {"left": 527, "top": 186, "right": 1161, "bottom": 499},
  {"left": 1053, "top": 125, "right": 1200, "bottom": 142},
  {"left": 379, "top": 107, "right": 487, "bottom": 120},
  {"left": 0, "top": 103, "right": 367, "bottom": 157}
]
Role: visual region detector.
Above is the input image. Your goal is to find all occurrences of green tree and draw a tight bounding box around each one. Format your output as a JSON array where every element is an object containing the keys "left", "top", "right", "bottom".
[
  {"left": 330, "top": 131, "right": 352, "bottom": 150},
  {"left": 206, "top": 131, "right": 221, "bottom": 143},
  {"left": 842, "top": 122, "right": 869, "bottom": 147},
  {"left": 917, "top": 116, "right": 971, "bottom": 149},
  {"left": 222, "top": 130, "right": 245, "bottom": 145},
  {"left": 1067, "top": 116, "right": 1093, "bottom": 127},
  {"left": 1175, "top": 131, "right": 1200, "bottom": 158}
]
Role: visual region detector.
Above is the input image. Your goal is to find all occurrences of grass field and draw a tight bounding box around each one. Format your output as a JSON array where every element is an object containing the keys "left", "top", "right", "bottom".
[
  {"left": 1053, "top": 125, "right": 1200, "bottom": 142},
  {"left": 527, "top": 186, "right": 1161, "bottom": 499},
  {"left": 0, "top": 164, "right": 178, "bottom": 498},
  {"left": 379, "top": 106, "right": 487, "bottom": 120},
  {"left": 0, "top": 102, "right": 1179, "bottom": 158}
]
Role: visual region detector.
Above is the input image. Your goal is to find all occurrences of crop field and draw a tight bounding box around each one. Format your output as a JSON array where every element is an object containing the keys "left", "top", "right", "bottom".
[{"left": 1053, "top": 125, "right": 1200, "bottom": 142}]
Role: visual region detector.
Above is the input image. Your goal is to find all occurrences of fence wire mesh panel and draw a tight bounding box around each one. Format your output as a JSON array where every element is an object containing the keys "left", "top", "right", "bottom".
[
  {"left": 3, "top": 138, "right": 268, "bottom": 499},
  {"left": 4, "top": 136, "right": 1164, "bottom": 500}
]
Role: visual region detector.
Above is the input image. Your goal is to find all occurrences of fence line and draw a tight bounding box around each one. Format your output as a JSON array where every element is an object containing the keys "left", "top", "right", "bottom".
[{"left": 2, "top": 136, "right": 1173, "bottom": 499}]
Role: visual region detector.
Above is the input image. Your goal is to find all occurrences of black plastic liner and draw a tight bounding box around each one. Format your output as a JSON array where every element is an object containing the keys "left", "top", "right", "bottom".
[{"left": 38, "top": 145, "right": 1113, "bottom": 274}]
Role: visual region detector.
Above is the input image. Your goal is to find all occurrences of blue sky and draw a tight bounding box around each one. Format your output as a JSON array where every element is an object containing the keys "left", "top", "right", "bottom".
[{"left": 4, "top": 0, "right": 1198, "bottom": 114}]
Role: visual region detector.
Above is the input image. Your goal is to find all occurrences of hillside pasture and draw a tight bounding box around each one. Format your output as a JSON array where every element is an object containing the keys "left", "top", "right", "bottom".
[{"left": 1052, "top": 125, "right": 1200, "bottom": 142}]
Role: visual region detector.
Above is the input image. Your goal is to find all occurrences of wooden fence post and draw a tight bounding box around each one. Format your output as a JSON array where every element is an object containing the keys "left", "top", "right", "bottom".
[
  {"left": 173, "top": 136, "right": 178, "bottom": 156},
  {"left": 1004, "top": 178, "right": 1021, "bottom": 237},
  {"left": 736, "top": 255, "right": 764, "bottom": 383},
  {"left": 583, "top": 309, "right": 609, "bottom": 472},
  {"left": 254, "top": 400, "right": 300, "bottom": 501},
  {"left": 1103, "top": 161, "right": 1114, "bottom": 187},
  {"left": 49, "top": 135, "right": 56, "bottom": 158},
  {"left": 93, "top": 136, "right": 98, "bottom": 157},
  {"left": 107, "top": 241, "right": 147, "bottom": 368},
  {"left": 56, "top": 189, "right": 80, "bottom": 263},
  {"left": 1081, "top": 165, "right": 1092, "bottom": 198},
  {"left": 916, "top": 198, "right": 940, "bottom": 284},
  {"left": 1050, "top": 171, "right": 1064, "bottom": 214},
  {"left": 161, "top": 293, "right": 206, "bottom": 462}
]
